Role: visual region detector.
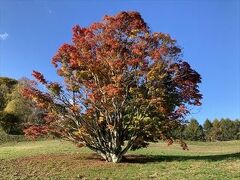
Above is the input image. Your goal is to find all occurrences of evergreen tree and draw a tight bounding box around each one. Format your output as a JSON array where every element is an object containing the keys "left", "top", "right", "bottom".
[
  {"left": 183, "top": 119, "right": 204, "bottom": 141},
  {"left": 203, "top": 119, "right": 213, "bottom": 141},
  {"left": 209, "top": 119, "right": 222, "bottom": 141},
  {"left": 235, "top": 119, "right": 240, "bottom": 139},
  {"left": 219, "top": 118, "right": 238, "bottom": 140}
]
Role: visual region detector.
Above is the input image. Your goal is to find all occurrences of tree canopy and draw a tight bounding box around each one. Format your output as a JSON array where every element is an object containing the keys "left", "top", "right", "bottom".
[{"left": 22, "top": 11, "right": 202, "bottom": 162}]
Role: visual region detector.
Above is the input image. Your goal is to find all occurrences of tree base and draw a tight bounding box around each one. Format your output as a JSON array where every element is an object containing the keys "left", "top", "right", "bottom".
[{"left": 101, "top": 153, "right": 123, "bottom": 163}]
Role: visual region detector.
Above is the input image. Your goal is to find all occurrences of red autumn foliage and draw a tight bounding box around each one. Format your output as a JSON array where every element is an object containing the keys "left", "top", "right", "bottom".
[
  {"left": 22, "top": 11, "right": 202, "bottom": 163},
  {"left": 32, "top": 71, "right": 47, "bottom": 84},
  {"left": 24, "top": 125, "right": 48, "bottom": 139}
]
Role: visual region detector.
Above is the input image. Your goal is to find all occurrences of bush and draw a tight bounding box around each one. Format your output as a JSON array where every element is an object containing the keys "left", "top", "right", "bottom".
[
  {"left": 0, "top": 111, "right": 23, "bottom": 135},
  {"left": 0, "top": 128, "right": 27, "bottom": 144}
]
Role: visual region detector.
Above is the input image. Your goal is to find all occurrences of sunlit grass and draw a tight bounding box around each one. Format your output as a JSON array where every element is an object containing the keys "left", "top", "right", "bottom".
[{"left": 0, "top": 140, "right": 239, "bottom": 179}]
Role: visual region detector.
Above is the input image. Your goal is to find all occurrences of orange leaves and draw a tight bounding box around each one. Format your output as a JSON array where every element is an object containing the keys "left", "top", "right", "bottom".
[
  {"left": 106, "top": 38, "right": 120, "bottom": 49},
  {"left": 72, "top": 25, "right": 82, "bottom": 35},
  {"left": 24, "top": 125, "right": 49, "bottom": 139},
  {"left": 177, "top": 105, "right": 189, "bottom": 115},
  {"left": 165, "top": 138, "right": 189, "bottom": 150},
  {"left": 43, "top": 112, "right": 57, "bottom": 124},
  {"left": 132, "top": 48, "right": 143, "bottom": 56},
  {"left": 88, "top": 84, "right": 123, "bottom": 103},
  {"left": 103, "top": 11, "right": 148, "bottom": 34},
  {"left": 70, "top": 105, "right": 80, "bottom": 113},
  {"left": 151, "top": 49, "right": 161, "bottom": 60},
  {"left": 151, "top": 47, "right": 169, "bottom": 60},
  {"left": 85, "top": 108, "right": 94, "bottom": 117},
  {"left": 52, "top": 43, "right": 80, "bottom": 69},
  {"left": 21, "top": 87, "right": 33, "bottom": 99},
  {"left": 57, "top": 68, "right": 64, "bottom": 76},
  {"left": 72, "top": 25, "right": 92, "bottom": 46},
  {"left": 85, "top": 82, "right": 97, "bottom": 89},
  {"left": 102, "top": 84, "right": 122, "bottom": 97},
  {"left": 176, "top": 139, "right": 189, "bottom": 150},
  {"left": 108, "top": 60, "right": 125, "bottom": 69},
  {"left": 152, "top": 32, "right": 172, "bottom": 42},
  {"left": 32, "top": 71, "right": 47, "bottom": 84},
  {"left": 88, "top": 92, "right": 102, "bottom": 102},
  {"left": 104, "top": 86, "right": 119, "bottom": 97},
  {"left": 127, "top": 58, "right": 141, "bottom": 66},
  {"left": 89, "top": 22, "right": 104, "bottom": 31},
  {"left": 159, "top": 46, "right": 169, "bottom": 56},
  {"left": 166, "top": 138, "right": 174, "bottom": 146},
  {"left": 21, "top": 87, "right": 52, "bottom": 109},
  {"left": 159, "top": 106, "right": 168, "bottom": 114}
]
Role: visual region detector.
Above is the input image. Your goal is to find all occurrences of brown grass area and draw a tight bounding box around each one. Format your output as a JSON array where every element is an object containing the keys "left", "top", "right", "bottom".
[{"left": 0, "top": 153, "right": 109, "bottom": 179}]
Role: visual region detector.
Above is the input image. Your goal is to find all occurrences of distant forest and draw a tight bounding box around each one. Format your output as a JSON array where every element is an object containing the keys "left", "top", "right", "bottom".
[
  {"left": 0, "top": 77, "right": 239, "bottom": 141},
  {"left": 173, "top": 118, "right": 240, "bottom": 141}
]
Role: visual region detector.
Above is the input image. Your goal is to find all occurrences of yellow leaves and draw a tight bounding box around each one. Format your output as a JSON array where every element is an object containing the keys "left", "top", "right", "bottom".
[
  {"left": 74, "top": 127, "right": 88, "bottom": 137},
  {"left": 4, "top": 99, "right": 19, "bottom": 114},
  {"left": 133, "top": 114, "right": 143, "bottom": 123},
  {"left": 129, "top": 34, "right": 136, "bottom": 38},
  {"left": 76, "top": 71, "right": 89, "bottom": 79},
  {"left": 129, "top": 29, "right": 139, "bottom": 38},
  {"left": 131, "top": 29, "right": 139, "bottom": 34},
  {"left": 129, "top": 87, "right": 135, "bottom": 94},
  {"left": 147, "top": 62, "right": 167, "bottom": 81},
  {"left": 145, "top": 32, "right": 150, "bottom": 38},
  {"left": 129, "top": 87, "right": 143, "bottom": 99},
  {"left": 143, "top": 117, "right": 151, "bottom": 123}
]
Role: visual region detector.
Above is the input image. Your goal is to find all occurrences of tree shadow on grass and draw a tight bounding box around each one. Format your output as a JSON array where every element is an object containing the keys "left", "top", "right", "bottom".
[
  {"left": 85, "top": 152, "right": 240, "bottom": 164},
  {"left": 122, "top": 152, "right": 240, "bottom": 164}
]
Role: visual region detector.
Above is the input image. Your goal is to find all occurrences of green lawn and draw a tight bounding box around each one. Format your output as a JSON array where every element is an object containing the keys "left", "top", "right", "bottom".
[{"left": 0, "top": 140, "right": 240, "bottom": 179}]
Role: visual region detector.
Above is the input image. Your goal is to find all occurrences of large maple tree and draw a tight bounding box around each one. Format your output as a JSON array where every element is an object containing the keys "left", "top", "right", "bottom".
[{"left": 22, "top": 11, "right": 202, "bottom": 162}]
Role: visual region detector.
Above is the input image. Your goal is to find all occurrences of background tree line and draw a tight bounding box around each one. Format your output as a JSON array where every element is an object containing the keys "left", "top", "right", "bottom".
[
  {"left": 0, "top": 77, "right": 44, "bottom": 135},
  {"left": 173, "top": 118, "right": 240, "bottom": 141},
  {"left": 0, "top": 76, "right": 239, "bottom": 142}
]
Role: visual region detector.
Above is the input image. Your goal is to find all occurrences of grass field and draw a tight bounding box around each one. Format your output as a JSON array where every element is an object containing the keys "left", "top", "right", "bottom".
[{"left": 0, "top": 140, "right": 240, "bottom": 179}]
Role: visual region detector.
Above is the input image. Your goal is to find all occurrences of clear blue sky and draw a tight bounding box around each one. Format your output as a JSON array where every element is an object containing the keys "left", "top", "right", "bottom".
[{"left": 0, "top": 0, "right": 239, "bottom": 123}]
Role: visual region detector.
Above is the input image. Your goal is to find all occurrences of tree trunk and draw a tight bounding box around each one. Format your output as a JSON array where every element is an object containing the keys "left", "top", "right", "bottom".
[
  {"left": 96, "top": 135, "right": 137, "bottom": 163},
  {"left": 101, "top": 153, "right": 123, "bottom": 163}
]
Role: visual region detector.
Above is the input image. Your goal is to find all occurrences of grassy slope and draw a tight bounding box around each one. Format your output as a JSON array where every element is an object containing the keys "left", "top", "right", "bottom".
[{"left": 0, "top": 140, "right": 240, "bottom": 179}]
